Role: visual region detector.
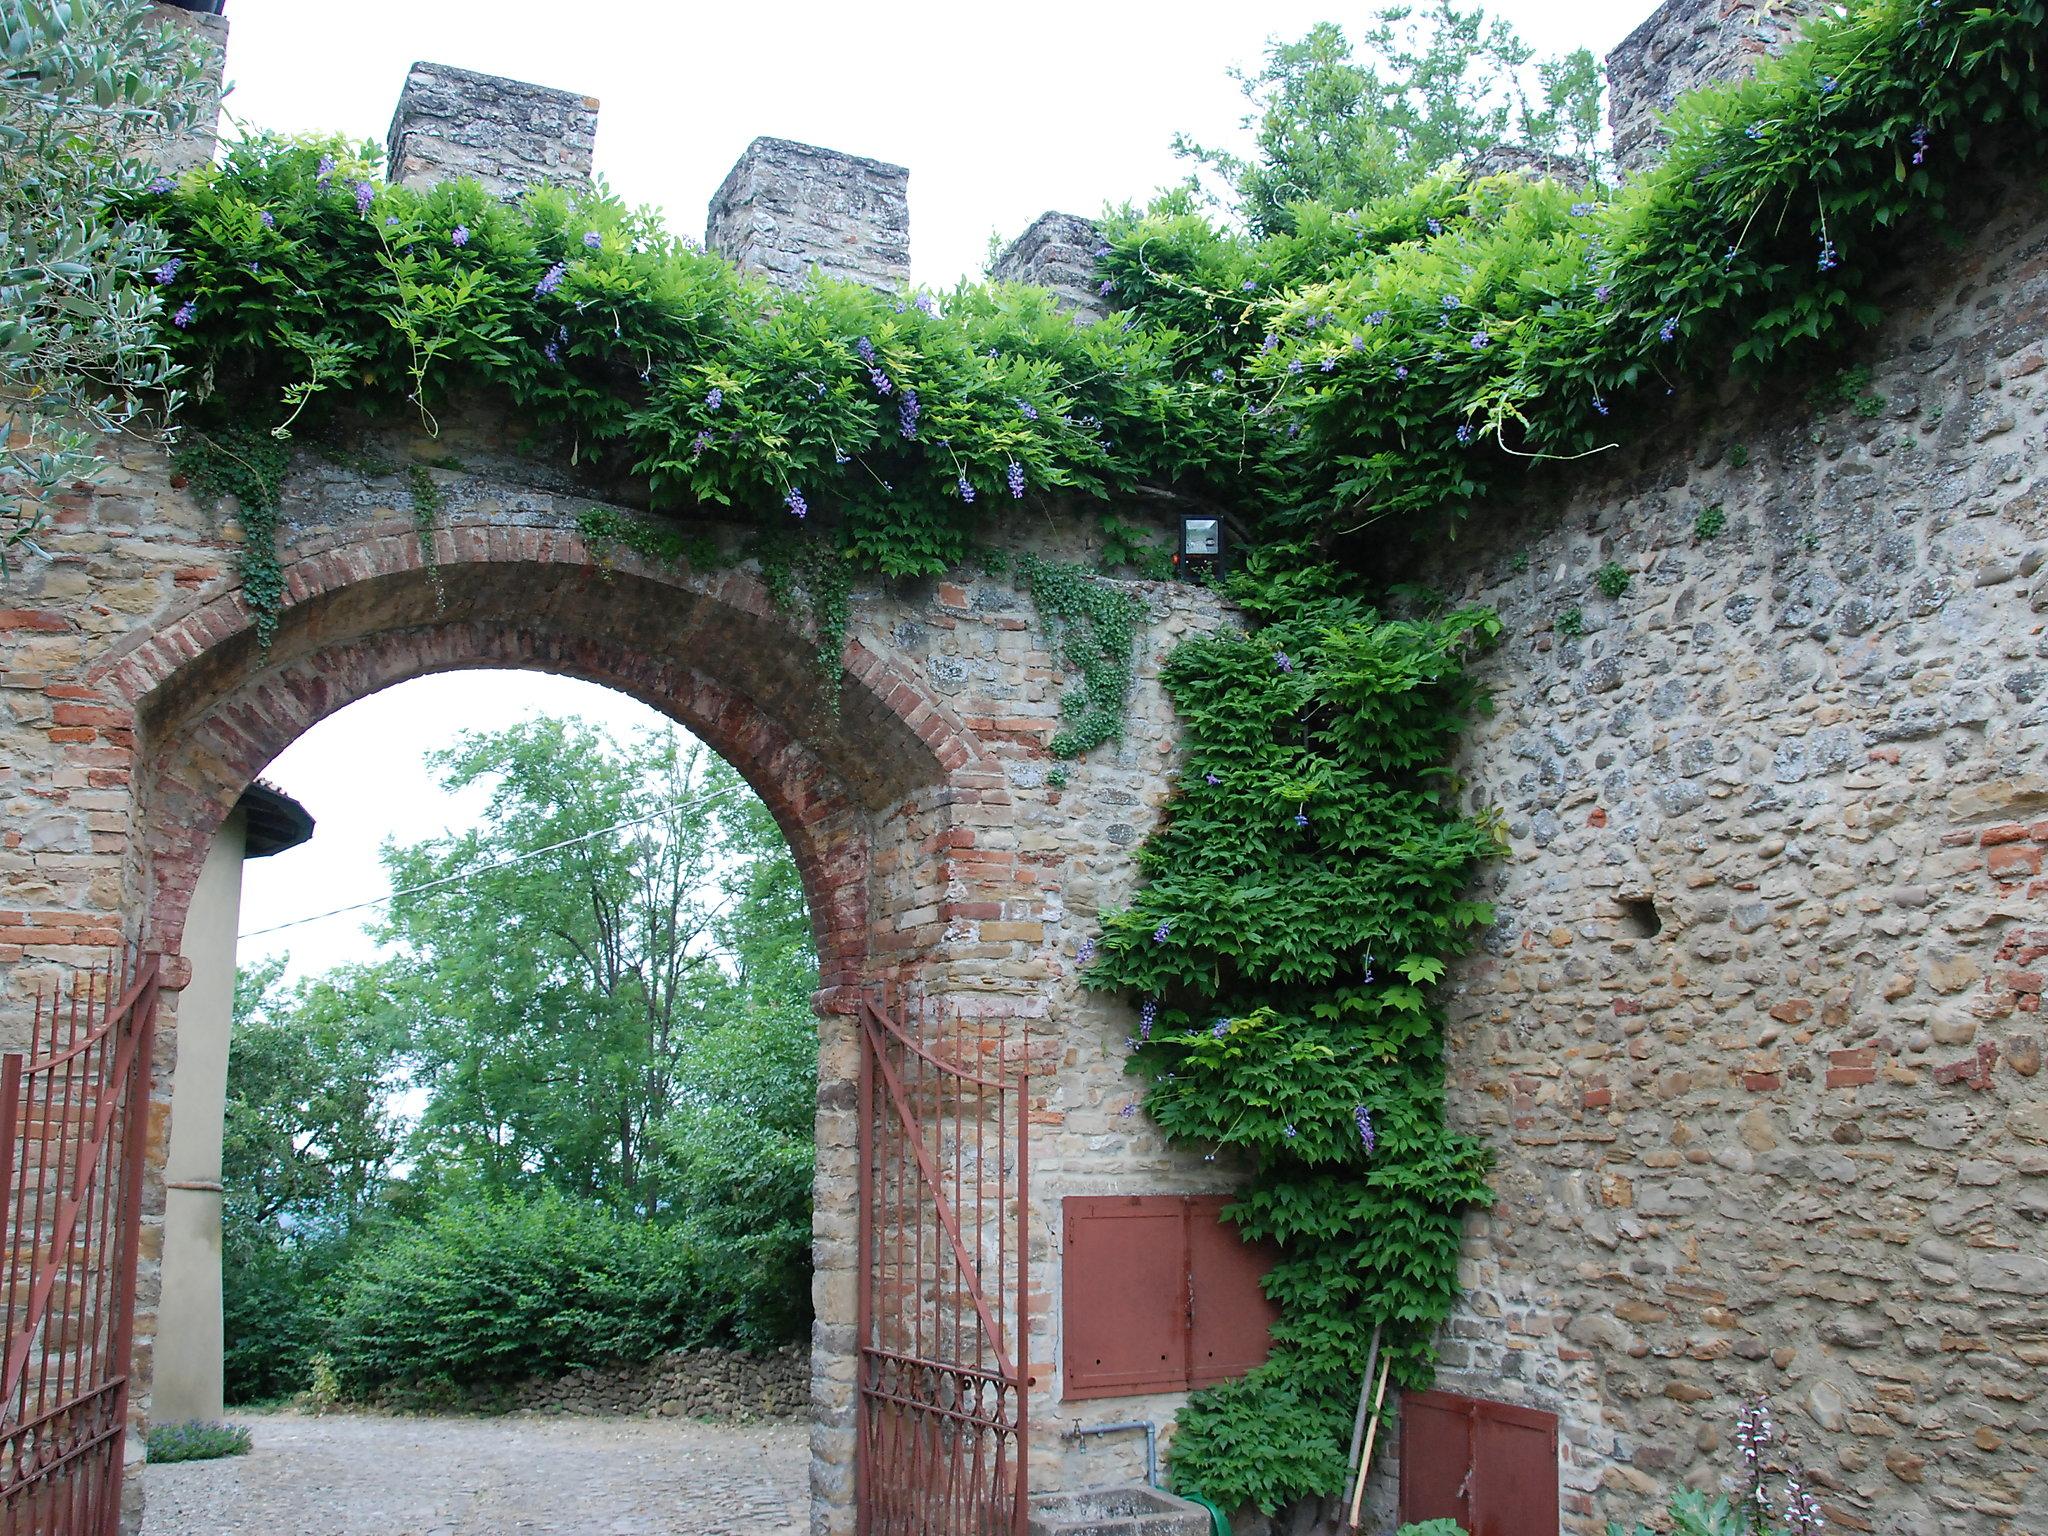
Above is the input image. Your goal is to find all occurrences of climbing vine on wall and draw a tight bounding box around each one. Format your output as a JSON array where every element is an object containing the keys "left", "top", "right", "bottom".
[{"left": 1082, "top": 593, "right": 1504, "bottom": 1512}]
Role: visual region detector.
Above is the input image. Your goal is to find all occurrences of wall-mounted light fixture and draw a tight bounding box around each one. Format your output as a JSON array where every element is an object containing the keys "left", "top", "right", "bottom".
[{"left": 1173, "top": 515, "right": 1224, "bottom": 583}]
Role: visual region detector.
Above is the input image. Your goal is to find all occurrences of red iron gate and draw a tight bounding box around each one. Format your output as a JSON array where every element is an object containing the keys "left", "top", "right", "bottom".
[
  {"left": 857, "top": 994, "right": 1030, "bottom": 1536},
  {"left": 0, "top": 950, "right": 160, "bottom": 1536}
]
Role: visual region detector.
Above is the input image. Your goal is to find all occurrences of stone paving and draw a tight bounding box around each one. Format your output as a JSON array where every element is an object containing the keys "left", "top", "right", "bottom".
[{"left": 139, "top": 1411, "right": 807, "bottom": 1536}]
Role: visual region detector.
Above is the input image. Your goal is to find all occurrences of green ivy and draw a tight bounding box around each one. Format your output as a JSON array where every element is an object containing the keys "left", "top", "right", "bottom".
[
  {"left": 1017, "top": 554, "right": 1146, "bottom": 758},
  {"left": 1083, "top": 593, "right": 1504, "bottom": 1512},
  {"left": 173, "top": 425, "right": 290, "bottom": 646}
]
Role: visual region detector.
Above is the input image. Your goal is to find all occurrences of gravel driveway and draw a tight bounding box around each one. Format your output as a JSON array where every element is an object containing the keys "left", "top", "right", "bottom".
[{"left": 140, "top": 1410, "right": 808, "bottom": 1536}]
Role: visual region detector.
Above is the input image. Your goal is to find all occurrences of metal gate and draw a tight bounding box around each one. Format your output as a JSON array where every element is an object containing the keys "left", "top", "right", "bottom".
[
  {"left": 857, "top": 993, "right": 1030, "bottom": 1536},
  {"left": 0, "top": 949, "right": 160, "bottom": 1536}
]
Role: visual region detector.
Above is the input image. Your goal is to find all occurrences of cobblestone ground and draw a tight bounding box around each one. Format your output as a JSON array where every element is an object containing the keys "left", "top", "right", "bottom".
[{"left": 140, "top": 1410, "right": 808, "bottom": 1536}]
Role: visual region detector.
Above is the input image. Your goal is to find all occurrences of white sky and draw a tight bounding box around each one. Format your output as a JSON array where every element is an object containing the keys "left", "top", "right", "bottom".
[{"left": 228, "top": 0, "right": 1653, "bottom": 985}]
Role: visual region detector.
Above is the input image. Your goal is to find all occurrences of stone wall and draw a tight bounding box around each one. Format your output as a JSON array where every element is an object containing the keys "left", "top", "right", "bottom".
[
  {"left": 991, "top": 213, "right": 1108, "bottom": 322},
  {"left": 1398, "top": 178, "right": 2048, "bottom": 1535},
  {"left": 500, "top": 1346, "right": 807, "bottom": 1420},
  {"left": 1607, "top": 0, "right": 1829, "bottom": 173},
  {"left": 386, "top": 62, "right": 598, "bottom": 199},
  {"left": 706, "top": 137, "right": 910, "bottom": 293}
]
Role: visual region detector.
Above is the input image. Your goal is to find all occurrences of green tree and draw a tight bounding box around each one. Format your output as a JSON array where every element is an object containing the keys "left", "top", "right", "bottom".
[
  {"left": 1, "top": 0, "right": 217, "bottom": 558},
  {"left": 379, "top": 718, "right": 815, "bottom": 1217},
  {"left": 1173, "top": 3, "right": 1603, "bottom": 234}
]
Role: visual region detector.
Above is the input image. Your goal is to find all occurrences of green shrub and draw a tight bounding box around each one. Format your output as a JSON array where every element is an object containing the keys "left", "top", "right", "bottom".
[
  {"left": 145, "top": 1421, "right": 253, "bottom": 1464},
  {"left": 1693, "top": 505, "right": 1726, "bottom": 541},
  {"left": 326, "top": 1191, "right": 721, "bottom": 1393},
  {"left": 1397, "top": 1523, "right": 1469, "bottom": 1536},
  {"left": 222, "top": 1214, "right": 357, "bottom": 1404},
  {"left": 1554, "top": 606, "right": 1583, "bottom": 637},
  {"left": 1593, "top": 561, "right": 1630, "bottom": 598}
]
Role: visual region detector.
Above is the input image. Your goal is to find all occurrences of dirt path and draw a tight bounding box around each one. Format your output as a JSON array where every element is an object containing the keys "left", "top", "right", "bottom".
[{"left": 140, "top": 1410, "right": 808, "bottom": 1536}]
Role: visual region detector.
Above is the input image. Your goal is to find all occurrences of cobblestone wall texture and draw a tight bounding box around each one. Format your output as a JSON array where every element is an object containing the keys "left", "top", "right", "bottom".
[
  {"left": 706, "top": 137, "right": 910, "bottom": 293},
  {"left": 991, "top": 213, "right": 1108, "bottom": 323},
  {"left": 386, "top": 62, "right": 598, "bottom": 199},
  {"left": 1402, "top": 180, "right": 2048, "bottom": 1536},
  {"left": 1607, "top": 0, "right": 1829, "bottom": 173}
]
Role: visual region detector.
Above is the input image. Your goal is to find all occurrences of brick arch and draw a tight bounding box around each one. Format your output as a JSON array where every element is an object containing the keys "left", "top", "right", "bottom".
[{"left": 99, "top": 513, "right": 988, "bottom": 1002}]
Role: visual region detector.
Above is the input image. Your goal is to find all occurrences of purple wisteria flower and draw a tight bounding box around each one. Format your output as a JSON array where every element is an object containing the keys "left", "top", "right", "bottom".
[
  {"left": 353, "top": 181, "right": 375, "bottom": 217},
  {"left": 898, "top": 390, "right": 920, "bottom": 439},
  {"left": 147, "top": 174, "right": 175, "bottom": 195},
  {"left": 171, "top": 301, "right": 197, "bottom": 328},
  {"left": 1120, "top": 1102, "right": 1138, "bottom": 1119},
  {"left": 1139, "top": 999, "right": 1157, "bottom": 1041},
  {"left": 705, "top": 386, "right": 723, "bottom": 411},
  {"left": 543, "top": 338, "right": 562, "bottom": 364},
  {"left": 535, "top": 262, "right": 568, "bottom": 297},
  {"left": 1426, "top": 217, "right": 1444, "bottom": 236},
  {"left": 691, "top": 430, "right": 713, "bottom": 456},
  {"left": 1210, "top": 368, "right": 1230, "bottom": 384},
  {"left": 855, "top": 336, "right": 877, "bottom": 365},
  {"left": 1349, "top": 334, "right": 1366, "bottom": 351},
  {"left": 1911, "top": 126, "right": 1932, "bottom": 165},
  {"left": 833, "top": 449, "right": 850, "bottom": 464},
  {"left": 152, "top": 258, "right": 182, "bottom": 286},
  {"left": 1076, "top": 937, "right": 1095, "bottom": 964},
  {"left": 1817, "top": 238, "right": 1839, "bottom": 272},
  {"left": 1241, "top": 278, "right": 1258, "bottom": 292},
  {"left": 1570, "top": 202, "right": 1596, "bottom": 217},
  {"left": 785, "top": 487, "right": 808, "bottom": 519},
  {"left": 957, "top": 475, "right": 977, "bottom": 503},
  {"left": 260, "top": 210, "right": 276, "bottom": 229},
  {"left": 1152, "top": 921, "right": 1172, "bottom": 944},
  {"left": 1366, "top": 310, "right": 1390, "bottom": 326},
  {"left": 1354, "top": 1104, "right": 1376, "bottom": 1153},
  {"left": 915, "top": 293, "right": 936, "bottom": 315},
  {"left": 1820, "top": 76, "right": 1839, "bottom": 95},
  {"left": 1440, "top": 293, "right": 1460, "bottom": 310},
  {"left": 1273, "top": 650, "right": 1293, "bottom": 673},
  {"left": 1294, "top": 811, "right": 1310, "bottom": 827},
  {"left": 1594, "top": 285, "right": 1613, "bottom": 303},
  {"left": 1288, "top": 358, "right": 1304, "bottom": 375},
  {"left": 1745, "top": 121, "right": 1766, "bottom": 142},
  {"left": 1017, "top": 399, "right": 1038, "bottom": 421},
  {"left": 1006, "top": 461, "right": 1026, "bottom": 498},
  {"left": 1659, "top": 316, "right": 1680, "bottom": 343},
  {"left": 582, "top": 230, "right": 602, "bottom": 249},
  {"left": 869, "top": 368, "right": 893, "bottom": 396},
  {"left": 451, "top": 225, "right": 470, "bottom": 248},
  {"left": 1211, "top": 1018, "right": 1229, "bottom": 1039},
  {"left": 1261, "top": 334, "right": 1279, "bottom": 353},
  {"left": 1098, "top": 278, "right": 1115, "bottom": 295},
  {"left": 1592, "top": 396, "right": 1610, "bottom": 417},
  {"left": 1394, "top": 365, "right": 1409, "bottom": 380},
  {"left": 1204, "top": 772, "right": 1221, "bottom": 786},
  {"left": 1470, "top": 332, "right": 1490, "bottom": 350},
  {"left": 1457, "top": 424, "right": 1476, "bottom": 445},
  {"left": 315, "top": 155, "right": 336, "bottom": 188},
  {"left": 1283, "top": 1124, "right": 1297, "bottom": 1139}
]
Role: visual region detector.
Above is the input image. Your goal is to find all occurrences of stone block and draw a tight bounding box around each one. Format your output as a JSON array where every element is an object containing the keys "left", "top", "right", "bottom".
[
  {"left": 386, "top": 62, "right": 598, "bottom": 199},
  {"left": 992, "top": 212, "right": 1108, "bottom": 321},
  {"left": 1606, "top": 0, "right": 1829, "bottom": 173},
  {"left": 706, "top": 137, "right": 909, "bottom": 292}
]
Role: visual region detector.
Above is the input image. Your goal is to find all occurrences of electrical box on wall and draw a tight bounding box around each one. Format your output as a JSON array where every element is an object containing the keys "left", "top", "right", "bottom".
[{"left": 1060, "top": 1194, "right": 1278, "bottom": 1399}]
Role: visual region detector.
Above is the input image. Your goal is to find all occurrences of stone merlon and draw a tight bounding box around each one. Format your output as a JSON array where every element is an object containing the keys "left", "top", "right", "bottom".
[
  {"left": 1606, "top": 0, "right": 1828, "bottom": 173},
  {"left": 991, "top": 212, "right": 1107, "bottom": 322},
  {"left": 706, "top": 137, "right": 910, "bottom": 293},
  {"left": 386, "top": 61, "right": 599, "bottom": 199}
]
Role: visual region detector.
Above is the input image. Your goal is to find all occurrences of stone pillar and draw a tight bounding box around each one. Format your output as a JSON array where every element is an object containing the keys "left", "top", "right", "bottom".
[
  {"left": 146, "top": 2, "right": 228, "bottom": 176},
  {"left": 706, "top": 138, "right": 909, "bottom": 293},
  {"left": 1607, "top": 0, "right": 1828, "bottom": 174},
  {"left": 990, "top": 212, "right": 1107, "bottom": 322},
  {"left": 151, "top": 808, "right": 243, "bottom": 1427},
  {"left": 385, "top": 62, "right": 599, "bottom": 199}
]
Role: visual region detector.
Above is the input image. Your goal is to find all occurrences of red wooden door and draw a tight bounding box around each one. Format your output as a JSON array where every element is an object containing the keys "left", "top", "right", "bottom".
[
  {"left": 1185, "top": 1195, "right": 1280, "bottom": 1388},
  {"left": 1399, "top": 1389, "right": 1558, "bottom": 1536}
]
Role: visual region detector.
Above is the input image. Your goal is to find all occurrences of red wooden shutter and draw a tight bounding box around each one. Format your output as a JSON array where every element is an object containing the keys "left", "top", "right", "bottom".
[
  {"left": 1184, "top": 1195, "right": 1280, "bottom": 1388},
  {"left": 1062, "top": 1196, "right": 1188, "bottom": 1398},
  {"left": 1470, "top": 1399, "right": 1559, "bottom": 1536},
  {"left": 1399, "top": 1390, "right": 1558, "bottom": 1536}
]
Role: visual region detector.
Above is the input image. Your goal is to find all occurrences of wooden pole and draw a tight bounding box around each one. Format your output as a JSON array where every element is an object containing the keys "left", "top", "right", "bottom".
[{"left": 1346, "top": 1356, "right": 1392, "bottom": 1531}]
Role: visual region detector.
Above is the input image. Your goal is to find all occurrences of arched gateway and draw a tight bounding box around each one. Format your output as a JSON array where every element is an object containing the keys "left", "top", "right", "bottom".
[{"left": 0, "top": 389, "right": 1232, "bottom": 1535}]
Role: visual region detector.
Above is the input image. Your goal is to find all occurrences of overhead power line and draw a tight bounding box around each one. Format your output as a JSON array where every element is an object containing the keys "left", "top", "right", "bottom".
[{"left": 237, "top": 780, "right": 751, "bottom": 940}]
